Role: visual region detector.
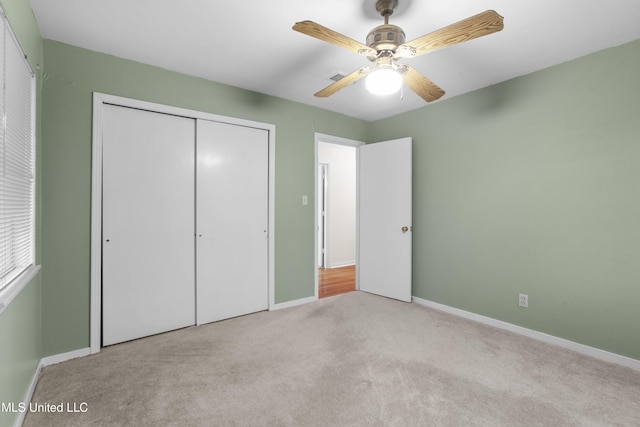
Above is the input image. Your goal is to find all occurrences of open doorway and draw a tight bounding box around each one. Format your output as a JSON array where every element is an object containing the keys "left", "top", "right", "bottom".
[{"left": 315, "top": 134, "right": 364, "bottom": 299}]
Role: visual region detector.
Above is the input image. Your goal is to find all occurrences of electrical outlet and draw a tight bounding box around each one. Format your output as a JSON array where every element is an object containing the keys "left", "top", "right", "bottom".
[{"left": 519, "top": 293, "right": 528, "bottom": 308}]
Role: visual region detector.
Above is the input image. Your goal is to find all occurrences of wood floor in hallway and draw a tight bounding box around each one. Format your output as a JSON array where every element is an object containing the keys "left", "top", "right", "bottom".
[{"left": 319, "top": 265, "right": 356, "bottom": 299}]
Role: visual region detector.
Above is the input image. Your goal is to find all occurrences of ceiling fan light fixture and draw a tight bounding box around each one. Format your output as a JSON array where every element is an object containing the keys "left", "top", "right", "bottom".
[{"left": 365, "top": 66, "right": 402, "bottom": 96}]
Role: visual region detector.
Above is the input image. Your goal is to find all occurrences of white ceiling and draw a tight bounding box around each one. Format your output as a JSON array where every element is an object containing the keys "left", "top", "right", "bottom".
[{"left": 28, "top": 0, "right": 640, "bottom": 121}]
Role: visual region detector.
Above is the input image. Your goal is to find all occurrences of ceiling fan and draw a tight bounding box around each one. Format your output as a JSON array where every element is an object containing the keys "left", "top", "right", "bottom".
[{"left": 293, "top": 0, "right": 504, "bottom": 102}]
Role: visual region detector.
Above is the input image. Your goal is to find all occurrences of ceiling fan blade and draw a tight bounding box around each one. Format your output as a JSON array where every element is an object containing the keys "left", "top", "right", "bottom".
[
  {"left": 314, "top": 67, "right": 371, "bottom": 98},
  {"left": 397, "top": 10, "right": 504, "bottom": 58},
  {"left": 403, "top": 66, "right": 445, "bottom": 102},
  {"left": 293, "top": 21, "right": 376, "bottom": 56}
]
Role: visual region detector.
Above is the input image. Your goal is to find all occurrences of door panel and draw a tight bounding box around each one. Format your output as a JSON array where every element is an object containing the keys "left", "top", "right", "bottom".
[
  {"left": 196, "top": 119, "right": 269, "bottom": 324},
  {"left": 359, "top": 138, "right": 412, "bottom": 302},
  {"left": 102, "top": 105, "right": 196, "bottom": 346}
]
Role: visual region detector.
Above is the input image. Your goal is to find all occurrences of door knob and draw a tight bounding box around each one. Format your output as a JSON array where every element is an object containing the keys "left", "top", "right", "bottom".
[{"left": 402, "top": 226, "right": 409, "bottom": 233}]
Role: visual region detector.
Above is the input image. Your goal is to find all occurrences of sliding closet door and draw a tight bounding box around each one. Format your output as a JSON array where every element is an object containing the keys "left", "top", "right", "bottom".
[
  {"left": 196, "top": 119, "right": 269, "bottom": 324},
  {"left": 102, "top": 105, "right": 196, "bottom": 346}
]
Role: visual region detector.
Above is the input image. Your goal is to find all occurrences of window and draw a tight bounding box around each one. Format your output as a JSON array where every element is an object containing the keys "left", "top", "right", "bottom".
[{"left": 0, "top": 9, "right": 37, "bottom": 310}]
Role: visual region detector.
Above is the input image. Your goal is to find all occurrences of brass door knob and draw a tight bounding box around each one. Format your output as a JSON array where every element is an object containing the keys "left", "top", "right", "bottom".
[{"left": 402, "top": 226, "right": 409, "bottom": 233}]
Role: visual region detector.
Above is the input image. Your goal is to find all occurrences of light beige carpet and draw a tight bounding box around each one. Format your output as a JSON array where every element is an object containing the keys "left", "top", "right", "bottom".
[{"left": 24, "top": 291, "right": 640, "bottom": 426}]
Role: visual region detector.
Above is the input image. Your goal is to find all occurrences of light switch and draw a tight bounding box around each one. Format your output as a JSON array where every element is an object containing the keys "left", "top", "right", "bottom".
[{"left": 302, "top": 195, "right": 308, "bottom": 206}]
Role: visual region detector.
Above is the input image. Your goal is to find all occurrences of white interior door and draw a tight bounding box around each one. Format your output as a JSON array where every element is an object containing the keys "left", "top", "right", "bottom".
[
  {"left": 102, "top": 105, "right": 196, "bottom": 346},
  {"left": 196, "top": 119, "right": 269, "bottom": 324},
  {"left": 358, "top": 138, "right": 412, "bottom": 302}
]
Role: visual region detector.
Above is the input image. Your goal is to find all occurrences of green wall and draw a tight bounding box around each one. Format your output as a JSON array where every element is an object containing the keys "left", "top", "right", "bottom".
[
  {"left": 40, "top": 40, "right": 370, "bottom": 357},
  {"left": 0, "top": 1, "right": 42, "bottom": 426},
  {"left": 371, "top": 39, "right": 640, "bottom": 360},
  {"left": 41, "top": 36, "right": 638, "bottom": 360}
]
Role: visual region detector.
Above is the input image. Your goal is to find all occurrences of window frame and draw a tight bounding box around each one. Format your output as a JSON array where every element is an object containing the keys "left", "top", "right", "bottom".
[{"left": 0, "top": 8, "right": 40, "bottom": 315}]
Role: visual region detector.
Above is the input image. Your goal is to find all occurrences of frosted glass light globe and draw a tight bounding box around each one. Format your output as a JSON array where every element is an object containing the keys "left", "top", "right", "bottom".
[{"left": 365, "top": 68, "right": 402, "bottom": 96}]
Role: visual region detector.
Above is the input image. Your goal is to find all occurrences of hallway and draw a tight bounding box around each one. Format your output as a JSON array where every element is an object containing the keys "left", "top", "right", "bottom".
[{"left": 318, "top": 265, "right": 355, "bottom": 299}]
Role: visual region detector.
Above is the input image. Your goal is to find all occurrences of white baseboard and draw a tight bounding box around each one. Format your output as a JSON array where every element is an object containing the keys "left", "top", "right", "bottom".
[
  {"left": 412, "top": 296, "right": 640, "bottom": 372},
  {"left": 41, "top": 347, "right": 91, "bottom": 367},
  {"left": 329, "top": 261, "right": 356, "bottom": 269},
  {"left": 270, "top": 296, "right": 317, "bottom": 311},
  {"left": 13, "top": 362, "right": 41, "bottom": 427},
  {"left": 13, "top": 347, "right": 91, "bottom": 427}
]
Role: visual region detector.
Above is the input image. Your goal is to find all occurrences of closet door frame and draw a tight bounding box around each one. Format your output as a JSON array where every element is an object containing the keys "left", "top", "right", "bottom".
[{"left": 90, "top": 93, "right": 276, "bottom": 354}]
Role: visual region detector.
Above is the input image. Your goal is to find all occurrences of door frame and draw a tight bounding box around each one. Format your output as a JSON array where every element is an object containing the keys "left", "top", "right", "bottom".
[
  {"left": 318, "top": 162, "right": 329, "bottom": 268},
  {"left": 314, "top": 133, "right": 364, "bottom": 299},
  {"left": 90, "top": 93, "right": 276, "bottom": 354}
]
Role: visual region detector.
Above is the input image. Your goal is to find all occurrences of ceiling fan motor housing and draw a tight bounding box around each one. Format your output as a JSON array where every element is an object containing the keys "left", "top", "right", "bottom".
[
  {"left": 376, "top": 0, "right": 399, "bottom": 17},
  {"left": 366, "top": 24, "right": 406, "bottom": 52}
]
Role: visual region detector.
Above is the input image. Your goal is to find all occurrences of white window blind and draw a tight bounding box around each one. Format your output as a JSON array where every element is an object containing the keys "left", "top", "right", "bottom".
[{"left": 0, "top": 10, "right": 36, "bottom": 295}]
